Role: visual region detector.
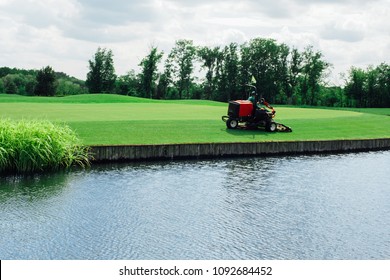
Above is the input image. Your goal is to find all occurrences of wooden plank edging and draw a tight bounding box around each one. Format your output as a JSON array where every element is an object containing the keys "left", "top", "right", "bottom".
[{"left": 89, "top": 138, "right": 390, "bottom": 162}]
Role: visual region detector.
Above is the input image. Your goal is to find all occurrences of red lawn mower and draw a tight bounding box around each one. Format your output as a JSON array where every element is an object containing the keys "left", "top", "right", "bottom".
[{"left": 222, "top": 86, "right": 292, "bottom": 132}]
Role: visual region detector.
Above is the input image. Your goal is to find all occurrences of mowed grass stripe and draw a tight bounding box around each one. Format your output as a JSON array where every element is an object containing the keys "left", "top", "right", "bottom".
[
  {"left": 69, "top": 114, "right": 390, "bottom": 145},
  {"left": 0, "top": 93, "right": 225, "bottom": 106},
  {"left": 0, "top": 103, "right": 226, "bottom": 122}
]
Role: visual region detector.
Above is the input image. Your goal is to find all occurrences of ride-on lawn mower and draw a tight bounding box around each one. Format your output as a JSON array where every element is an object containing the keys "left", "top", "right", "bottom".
[{"left": 222, "top": 86, "right": 292, "bottom": 132}]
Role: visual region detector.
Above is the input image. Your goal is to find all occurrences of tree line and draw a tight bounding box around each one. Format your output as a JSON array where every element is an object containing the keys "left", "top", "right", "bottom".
[
  {"left": 1, "top": 37, "right": 389, "bottom": 107},
  {"left": 344, "top": 63, "right": 390, "bottom": 107},
  {"left": 0, "top": 66, "right": 87, "bottom": 96},
  {"left": 86, "top": 39, "right": 332, "bottom": 105}
]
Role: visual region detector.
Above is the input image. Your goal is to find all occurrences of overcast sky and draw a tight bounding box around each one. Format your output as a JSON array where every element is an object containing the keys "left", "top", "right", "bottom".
[{"left": 1, "top": 0, "right": 389, "bottom": 85}]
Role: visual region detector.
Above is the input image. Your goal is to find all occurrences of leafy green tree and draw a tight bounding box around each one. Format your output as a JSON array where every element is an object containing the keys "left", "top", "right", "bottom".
[
  {"left": 86, "top": 47, "right": 117, "bottom": 93},
  {"left": 24, "top": 75, "right": 37, "bottom": 95},
  {"left": 198, "top": 46, "right": 221, "bottom": 100},
  {"left": 0, "top": 79, "right": 4, "bottom": 93},
  {"left": 240, "top": 38, "right": 284, "bottom": 102},
  {"left": 1, "top": 70, "right": 36, "bottom": 95},
  {"left": 345, "top": 67, "right": 366, "bottom": 107},
  {"left": 300, "top": 46, "right": 330, "bottom": 105},
  {"left": 157, "top": 56, "right": 176, "bottom": 99},
  {"left": 214, "top": 43, "right": 240, "bottom": 101},
  {"left": 156, "top": 72, "right": 169, "bottom": 99},
  {"left": 365, "top": 64, "right": 390, "bottom": 107},
  {"left": 0, "top": 67, "right": 35, "bottom": 78},
  {"left": 287, "top": 48, "right": 303, "bottom": 104},
  {"left": 344, "top": 63, "right": 390, "bottom": 108},
  {"left": 376, "top": 63, "right": 390, "bottom": 107},
  {"left": 57, "top": 79, "right": 87, "bottom": 95},
  {"left": 238, "top": 45, "right": 252, "bottom": 99},
  {"left": 115, "top": 70, "right": 139, "bottom": 96},
  {"left": 138, "top": 46, "right": 163, "bottom": 98},
  {"left": 34, "top": 66, "right": 57, "bottom": 96},
  {"left": 3, "top": 76, "right": 18, "bottom": 94},
  {"left": 366, "top": 66, "right": 378, "bottom": 107},
  {"left": 275, "top": 43, "right": 290, "bottom": 104},
  {"left": 166, "top": 39, "right": 196, "bottom": 99},
  {"left": 319, "top": 86, "right": 345, "bottom": 107}
]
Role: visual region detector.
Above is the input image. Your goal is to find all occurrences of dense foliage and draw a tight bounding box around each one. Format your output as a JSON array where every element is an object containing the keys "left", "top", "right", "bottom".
[
  {"left": 0, "top": 119, "right": 89, "bottom": 173},
  {"left": 138, "top": 46, "right": 163, "bottom": 98},
  {"left": 344, "top": 63, "right": 390, "bottom": 107},
  {"left": 0, "top": 67, "right": 87, "bottom": 96},
  {"left": 1, "top": 37, "right": 389, "bottom": 107},
  {"left": 86, "top": 47, "right": 117, "bottom": 93},
  {"left": 34, "top": 66, "right": 57, "bottom": 96}
]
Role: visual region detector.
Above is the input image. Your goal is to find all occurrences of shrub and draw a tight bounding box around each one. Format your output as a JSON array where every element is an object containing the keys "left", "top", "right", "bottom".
[{"left": 0, "top": 119, "right": 89, "bottom": 174}]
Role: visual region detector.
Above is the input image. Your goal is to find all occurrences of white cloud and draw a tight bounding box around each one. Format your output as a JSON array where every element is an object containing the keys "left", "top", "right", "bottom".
[
  {"left": 321, "top": 18, "right": 366, "bottom": 43},
  {"left": 0, "top": 0, "right": 388, "bottom": 85}
]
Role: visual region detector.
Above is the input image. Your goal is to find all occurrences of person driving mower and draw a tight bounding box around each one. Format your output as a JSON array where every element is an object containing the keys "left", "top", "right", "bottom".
[{"left": 247, "top": 92, "right": 275, "bottom": 121}]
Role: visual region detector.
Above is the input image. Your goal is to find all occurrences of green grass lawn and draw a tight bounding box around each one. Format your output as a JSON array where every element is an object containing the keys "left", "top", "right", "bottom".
[{"left": 1, "top": 94, "right": 389, "bottom": 145}]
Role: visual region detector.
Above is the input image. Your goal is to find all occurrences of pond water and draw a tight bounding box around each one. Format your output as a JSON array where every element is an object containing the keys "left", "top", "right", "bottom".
[{"left": 0, "top": 151, "right": 389, "bottom": 260}]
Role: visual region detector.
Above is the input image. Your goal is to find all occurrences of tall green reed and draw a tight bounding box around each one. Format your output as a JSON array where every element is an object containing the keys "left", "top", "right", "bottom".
[{"left": 0, "top": 119, "right": 90, "bottom": 174}]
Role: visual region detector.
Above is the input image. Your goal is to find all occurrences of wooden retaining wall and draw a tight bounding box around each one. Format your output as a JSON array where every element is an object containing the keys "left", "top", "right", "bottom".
[{"left": 89, "top": 138, "right": 390, "bottom": 162}]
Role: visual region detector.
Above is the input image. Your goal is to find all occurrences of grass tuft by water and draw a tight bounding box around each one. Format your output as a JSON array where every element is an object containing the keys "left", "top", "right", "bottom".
[{"left": 0, "top": 118, "right": 90, "bottom": 174}]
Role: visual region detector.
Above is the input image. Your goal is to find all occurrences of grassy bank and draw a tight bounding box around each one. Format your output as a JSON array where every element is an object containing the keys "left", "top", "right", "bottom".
[
  {"left": 0, "top": 94, "right": 389, "bottom": 145},
  {"left": 0, "top": 119, "right": 89, "bottom": 173}
]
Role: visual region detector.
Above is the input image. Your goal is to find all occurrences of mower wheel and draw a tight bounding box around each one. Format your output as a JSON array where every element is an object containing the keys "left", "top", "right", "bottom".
[
  {"left": 266, "top": 121, "right": 277, "bottom": 132},
  {"left": 226, "top": 118, "right": 238, "bottom": 129}
]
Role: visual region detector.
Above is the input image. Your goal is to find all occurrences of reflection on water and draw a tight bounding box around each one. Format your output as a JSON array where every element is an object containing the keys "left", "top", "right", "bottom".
[
  {"left": 0, "top": 151, "right": 389, "bottom": 260},
  {"left": 0, "top": 172, "right": 69, "bottom": 201}
]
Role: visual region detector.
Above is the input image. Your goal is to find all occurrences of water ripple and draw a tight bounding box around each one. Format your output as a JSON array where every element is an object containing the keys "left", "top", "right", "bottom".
[{"left": 1, "top": 151, "right": 389, "bottom": 259}]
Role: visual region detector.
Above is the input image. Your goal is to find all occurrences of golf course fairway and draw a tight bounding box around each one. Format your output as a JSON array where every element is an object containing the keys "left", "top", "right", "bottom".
[{"left": 1, "top": 94, "right": 389, "bottom": 145}]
